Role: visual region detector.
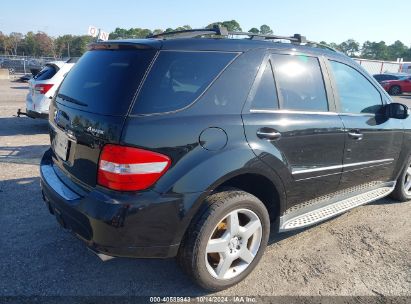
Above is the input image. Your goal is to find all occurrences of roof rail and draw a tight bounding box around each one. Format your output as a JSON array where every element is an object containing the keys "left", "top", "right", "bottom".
[
  {"left": 147, "top": 26, "right": 337, "bottom": 52},
  {"left": 147, "top": 26, "right": 228, "bottom": 39}
]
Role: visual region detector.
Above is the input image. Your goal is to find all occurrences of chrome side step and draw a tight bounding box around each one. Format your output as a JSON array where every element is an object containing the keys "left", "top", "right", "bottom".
[{"left": 279, "top": 183, "right": 395, "bottom": 232}]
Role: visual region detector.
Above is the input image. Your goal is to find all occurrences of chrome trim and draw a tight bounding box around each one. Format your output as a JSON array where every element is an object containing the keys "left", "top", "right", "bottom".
[
  {"left": 338, "top": 112, "right": 376, "bottom": 117},
  {"left": 249, "top": 109, "right": 379, "bottom": 117},
  {"left": 41, "top": 164, "right": 80, "bottom": 201},
  {"left": 343, "top": 158, "right": 394, "bottom": 169},
  {"left": 292, "top": 158, "right": 394, "bottom": 175},
  {"left": 249, "top": 109, "right": 338, "bottom": 115}
]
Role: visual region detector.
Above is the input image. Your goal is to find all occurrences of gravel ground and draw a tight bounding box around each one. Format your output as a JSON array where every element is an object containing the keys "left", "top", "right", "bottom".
[{"left": 0, "top": 79, "right": 410, "bottom": 297}]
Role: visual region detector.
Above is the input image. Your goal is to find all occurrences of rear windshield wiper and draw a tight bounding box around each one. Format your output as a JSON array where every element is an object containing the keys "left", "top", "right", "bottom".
[{"left": 57, "top": 93, "right": 88, "bottom": 107}]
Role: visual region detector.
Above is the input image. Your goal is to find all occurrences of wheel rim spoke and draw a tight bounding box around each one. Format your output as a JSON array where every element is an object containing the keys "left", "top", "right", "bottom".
[
  {"left": 227, "top": 211, "right": 240, "bottom": 236},
  {"left": 407, "top": 167, "right": 411, "bottom": 176},
  {"left": 241, "top": 219, "right": 261, "bottom": 241},
  {"left": 216, "top": 254, "right": 234, "bottom": 279},
  {"left": 206, "top": 238, "right": 228, "bottom": 254},
  {"left": 405, "top": 179, "right": 411, "bottom": 191},
  {"left": 239, "top": 248, "right": 255, "bottom": 264}
]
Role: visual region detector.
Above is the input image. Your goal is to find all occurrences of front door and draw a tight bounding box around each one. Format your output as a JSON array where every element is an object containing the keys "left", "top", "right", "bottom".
[
  {"left": 326, "top": 59, "right": 403, "bottom": 189},
  {"left": 242, "top": 52, "right": 346, "bottom": 208}
]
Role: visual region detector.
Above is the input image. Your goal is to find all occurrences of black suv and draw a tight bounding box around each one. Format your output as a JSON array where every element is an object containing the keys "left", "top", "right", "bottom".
[{"left": 40, "top": 27, "right": 411, "bottom": 291}]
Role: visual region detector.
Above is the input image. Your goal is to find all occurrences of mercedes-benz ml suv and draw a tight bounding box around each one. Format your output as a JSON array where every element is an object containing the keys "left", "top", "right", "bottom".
[{"left": 40, "top": 27, "right": 411, "bottom": 291}]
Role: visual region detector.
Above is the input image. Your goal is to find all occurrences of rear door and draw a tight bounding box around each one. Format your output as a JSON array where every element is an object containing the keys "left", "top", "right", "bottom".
[
  {"left": 49, "top": 46, "right": 157, "bottom": 188},
  {"left": 326, "top": 59, "right": 403, "bottom": 189},
  {"left": 242, "top": 52, "right": 346, "bottom": 208}
]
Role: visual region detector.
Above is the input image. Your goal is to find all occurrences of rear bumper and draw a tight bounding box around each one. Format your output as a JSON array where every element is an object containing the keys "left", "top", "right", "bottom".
[
  {"left": 39, "top": 149, "right": 198, "bottom": 259},
  {"left": 25, "top": 92, "right": 50, "bottom": 118}
]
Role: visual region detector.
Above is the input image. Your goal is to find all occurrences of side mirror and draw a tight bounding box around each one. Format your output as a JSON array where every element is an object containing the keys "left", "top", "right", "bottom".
[{"left": 385, "top": 103, "right": 409, "bottom": 119}]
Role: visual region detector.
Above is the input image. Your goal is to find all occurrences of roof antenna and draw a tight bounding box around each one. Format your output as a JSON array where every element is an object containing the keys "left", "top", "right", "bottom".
[{"left": 293, "top": 34, "right": 307, "bottom": 44}]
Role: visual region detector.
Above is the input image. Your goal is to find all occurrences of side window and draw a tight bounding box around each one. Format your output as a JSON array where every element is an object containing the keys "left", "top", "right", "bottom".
[
  {"left": 250, "top": 60, "right": 279, "bottom": 110},
  {"left": 329, "top": 60, "right": 382, "bottom": 114},
  {"left": 271, "top": 54, "right": 328, "bottom": 112},
  {"left": 132, "top": 51, "right": 236, "bottom": 115}
]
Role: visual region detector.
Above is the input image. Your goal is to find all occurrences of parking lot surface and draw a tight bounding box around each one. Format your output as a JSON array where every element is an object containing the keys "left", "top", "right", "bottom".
[{"left": 0, "top": 79, "right": 410, "bottom": 296}]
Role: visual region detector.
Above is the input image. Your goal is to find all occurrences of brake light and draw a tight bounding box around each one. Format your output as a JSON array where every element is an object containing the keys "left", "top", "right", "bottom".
[
  {"left": 97, "top": 144, "right": 171, "bottom": 191},
  {"left": 34, "top": 84, "right": 53, "bottom": 94}
]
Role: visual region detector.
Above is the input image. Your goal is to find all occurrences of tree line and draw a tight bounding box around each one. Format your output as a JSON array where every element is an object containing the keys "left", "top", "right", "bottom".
[{"left": 1, "top": 20, "right": 410, "bottom": 61}]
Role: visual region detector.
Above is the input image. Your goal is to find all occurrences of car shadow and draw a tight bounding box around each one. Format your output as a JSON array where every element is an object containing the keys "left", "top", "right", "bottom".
[
  {"left": 0, "top": 145, "right": 49, "bottom": 165},
  {"left": 10, "top": 86, "right": 29, "bottom": 90},
  {"left": 0, "top": 176, "right": 209, "bottom": 296},
  {"left": 2, "top": 173, "right": 402, "bottom": 296},
  {"left": 0, "top": 117, "right": 49, "bottom": 136},
  {"left": 367, "top": 196, "right": 404, "bottom": 206}
]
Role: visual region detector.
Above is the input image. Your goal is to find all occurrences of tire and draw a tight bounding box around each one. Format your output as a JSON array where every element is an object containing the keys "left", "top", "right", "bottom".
[
  {"left": 390, "top": 155, "right": 411, "bottom": 202},
  {"left": 177, "top": 189, "right": 270, "bottom": 291},
  {"left": 389, "top": 85, "right": 401, "bottom": 96}
]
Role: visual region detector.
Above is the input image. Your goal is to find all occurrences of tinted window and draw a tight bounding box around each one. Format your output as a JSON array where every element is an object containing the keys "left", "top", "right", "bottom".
[
  {"left": 373, "top": 75, "right": 385, "bottom": 81},
  {"left": 57, "top": 49, "right": 156, "bottom": 116},
  {"left": 250, "top": 61, "right": 278, "bottom": 109},
  {"left": 330, "top": 61, "right": 382, "bottom": 114},
  {"left": 271, "top": 54, "right": 328, "bottom": 111},
  {"left": 35, "top": 65, "right": 57, "bottom": 80},
  {"left": 132, "top": 51, "right": 236, "bottom": 115},
  {"left": 383, "top": 75, "right": 399, "bottom": 81}
]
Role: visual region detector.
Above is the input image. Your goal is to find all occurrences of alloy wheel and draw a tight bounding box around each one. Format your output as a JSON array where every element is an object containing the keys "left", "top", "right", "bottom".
[
  {"left": 205, "top": 208, "right": 262, "bottom": 280},
  {"left": 404, "top": 164, "right": 411, "bottom": 195}
]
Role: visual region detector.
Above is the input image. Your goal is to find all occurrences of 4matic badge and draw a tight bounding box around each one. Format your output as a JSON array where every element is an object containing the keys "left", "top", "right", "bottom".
[{"left": 86, "top": 126, "right": 105, "bottom": 136}]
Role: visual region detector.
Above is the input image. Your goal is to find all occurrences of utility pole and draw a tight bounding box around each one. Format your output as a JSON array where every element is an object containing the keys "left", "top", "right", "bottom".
[{"left": 67, "top": 42, "right": 70, "bottom": 58}]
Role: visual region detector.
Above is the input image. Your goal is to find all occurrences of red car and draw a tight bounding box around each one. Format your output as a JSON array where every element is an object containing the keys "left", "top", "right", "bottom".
[{"left": 381, "top": 75, "right": 411, "bottom": 95}]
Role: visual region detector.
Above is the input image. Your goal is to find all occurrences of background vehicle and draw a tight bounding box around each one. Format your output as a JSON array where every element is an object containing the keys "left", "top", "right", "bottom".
[
  {"left": 25, "top": 60, "right": 75, "bottom": 118},
  {"left": 373, "top": 73, "right": 408, "bottom": 83},
  {"left": 380, "top": 75, "right": 411, "bottom": 95},
  {"left": 0, "top": 58, "right": 43, "bottom": 74},
  {"left": 39, "top": 27, "right": 411, "bottom": 291}
]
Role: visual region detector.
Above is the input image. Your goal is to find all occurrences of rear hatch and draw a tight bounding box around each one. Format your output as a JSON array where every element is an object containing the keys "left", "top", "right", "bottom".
[
  {"left": 29, "top": 63, "right": 60, "bottom": 99},
  {"left": 49, "top": 43, "right": 158, "bottom": 188}
]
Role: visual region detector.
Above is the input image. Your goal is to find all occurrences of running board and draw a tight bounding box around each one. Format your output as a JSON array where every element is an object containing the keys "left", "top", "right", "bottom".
[{"left": 279, "top": 183, "right": 395, "bottom": 232}]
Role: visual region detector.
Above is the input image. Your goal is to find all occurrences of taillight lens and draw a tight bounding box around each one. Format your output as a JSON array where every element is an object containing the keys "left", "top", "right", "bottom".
[
  {"left": 97, "top": 144, "right": 171, "bottom": 191},
  {"left": 34, "top": 83, "right": 54, "bottom": 94}
]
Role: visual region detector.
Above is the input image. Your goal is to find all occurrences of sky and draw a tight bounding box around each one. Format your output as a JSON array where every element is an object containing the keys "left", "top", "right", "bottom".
[{"left": 1, "top": 0, "right": 410, "bottom": 45}]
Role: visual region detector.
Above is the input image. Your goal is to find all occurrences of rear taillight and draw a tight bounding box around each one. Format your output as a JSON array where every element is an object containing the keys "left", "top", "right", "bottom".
[
  {"left": 34, "top": 83, "right": 53, "bottom": 94},
  {"left": 97, "top": 144, "right": 171, "bottom": 191}
]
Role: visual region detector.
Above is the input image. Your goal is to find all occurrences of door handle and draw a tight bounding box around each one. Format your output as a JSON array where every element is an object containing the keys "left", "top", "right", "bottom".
[
  {"left": 348, "top": 130, "right": 363, "bottom": 140},
  {"left": 256, "top": 128, "right": 282, "bottom": 140}
]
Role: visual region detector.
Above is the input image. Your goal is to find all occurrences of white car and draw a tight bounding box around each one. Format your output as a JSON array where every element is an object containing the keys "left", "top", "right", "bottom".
[{"left": 25, "top": 60, "right": 75, "bottom": 118}]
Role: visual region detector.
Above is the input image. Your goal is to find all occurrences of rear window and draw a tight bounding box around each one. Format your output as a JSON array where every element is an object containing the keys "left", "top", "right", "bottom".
[
  {"left": 35, "top": 65, "right": 58, "bottom": 80},
  {"left": 56, "top": 49, "right": 156, "bottom": 116},
  {"left": 131, "top": 51, "right": 237, "bottom": 115}
]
